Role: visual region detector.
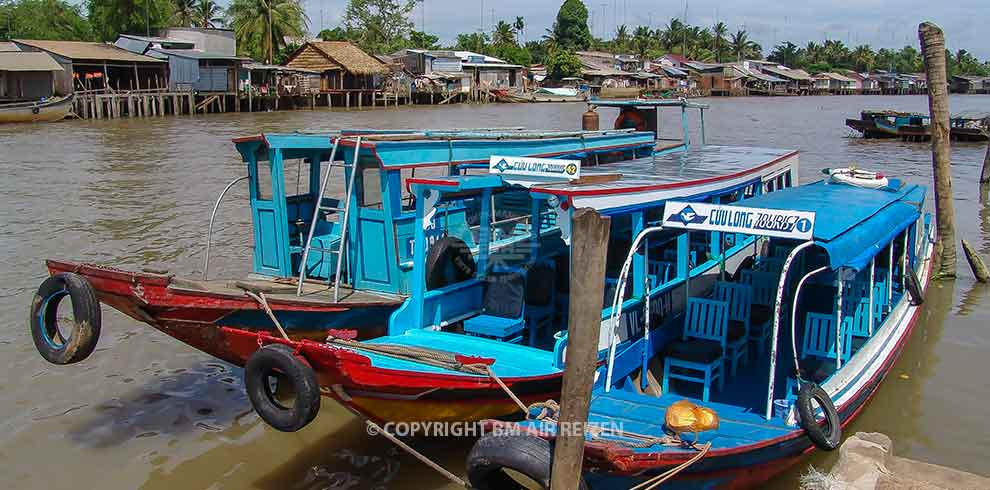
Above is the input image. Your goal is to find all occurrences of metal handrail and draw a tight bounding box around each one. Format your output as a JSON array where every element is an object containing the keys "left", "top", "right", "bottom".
[{"left": 203, "top": 176, "right": 249, "bottom": 280}]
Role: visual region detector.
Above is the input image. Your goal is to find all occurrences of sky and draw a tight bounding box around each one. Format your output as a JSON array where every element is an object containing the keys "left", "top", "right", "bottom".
[{"left": 301, "top": 0, "right": 990, "bottom": 59}]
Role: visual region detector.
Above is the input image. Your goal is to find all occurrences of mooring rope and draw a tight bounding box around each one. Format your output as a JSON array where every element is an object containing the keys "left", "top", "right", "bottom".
[
  {"left": 628, "top": 441, "right": 712, "bottom": 490},
  {"left": 243, "top": 291, "right": 290, "bottom": 341},
  {"left": 364, "top": 420, "right": 470, "bottom": 488}
]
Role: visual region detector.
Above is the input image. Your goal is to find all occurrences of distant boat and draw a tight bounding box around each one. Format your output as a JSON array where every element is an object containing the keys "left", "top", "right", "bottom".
[
  {"left": 847, "top": 109, "right": 989, "bottom": 142},
  {"left": 0, "top": 94, "right": 74, "bottom": 123},
  {"left": 845, "top": 110, "right": 927, "bottom": 139}
]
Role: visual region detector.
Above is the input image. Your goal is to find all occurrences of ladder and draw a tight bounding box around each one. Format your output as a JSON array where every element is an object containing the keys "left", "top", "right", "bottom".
[{"left": 296, "top": 136, "right": 363, "bottom": 302}]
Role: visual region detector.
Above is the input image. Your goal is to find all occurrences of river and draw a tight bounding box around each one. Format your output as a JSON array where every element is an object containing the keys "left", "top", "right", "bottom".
[{"left": 1, "top": 95, "right": 988, "bottom": 489}]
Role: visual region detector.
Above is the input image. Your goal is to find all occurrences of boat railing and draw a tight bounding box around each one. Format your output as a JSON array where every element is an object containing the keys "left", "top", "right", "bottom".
[{"left": 203, "top": 176, "right": 249, "bottom": 280}]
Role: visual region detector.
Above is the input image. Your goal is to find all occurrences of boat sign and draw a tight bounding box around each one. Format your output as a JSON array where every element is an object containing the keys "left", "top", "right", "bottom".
[
  {"left": 489, "top": 155, "right": 581, "bottom": 181},
  {"left": 662, "top": 201, "right": 816, "bottom": 240}
]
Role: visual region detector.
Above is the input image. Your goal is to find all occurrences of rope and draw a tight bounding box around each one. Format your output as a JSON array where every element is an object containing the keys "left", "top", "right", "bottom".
[
  {"left": 243, "top": 291, "right": 290, "bottom": 341},
  {"left": 364, "top": 420, "right": 469, "bottom": 488},
  {"left": 628, "top": 441, "right": 712, "bottom": 490},
  {"left": 484, "top": 365, "right": 528, "bottom": 414}
]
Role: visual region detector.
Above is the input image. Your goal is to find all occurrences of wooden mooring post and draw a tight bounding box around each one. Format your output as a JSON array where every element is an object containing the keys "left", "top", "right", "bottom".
[
  {"left": 919, "top": 21, "right": 957, "bottom": 278},
  {"left": 549, "top": 208, "right": 610, "bottom": 490},
  {"left": 981, "top": 141, "right": 990, "bottom": 187}
]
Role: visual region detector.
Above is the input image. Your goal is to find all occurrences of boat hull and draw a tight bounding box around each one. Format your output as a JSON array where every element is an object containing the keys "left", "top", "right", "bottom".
[
  {"left": 845, "top": 118, "right": 898, "bottom": 139},
  {"left": 218, "top": 327, "right": 563, "bottom": 423},
  {"left": 44, "top": 259, "right": 401, "bottom": 365},
  {"left": 0, "top": 94, "right": 73, "bottom": 123},
  {"left": 492, "top": 232, "right": 935, "bottom": 490}
]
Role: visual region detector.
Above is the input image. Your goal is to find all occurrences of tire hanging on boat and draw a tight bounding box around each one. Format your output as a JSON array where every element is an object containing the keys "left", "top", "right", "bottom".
[
  {"left": 466, "top": 434, "right": 590, "bottom": 490},
  {"left": 905, "top": 269, "right": 925, "bottom": 306},
  {"left": 29, "top": 272, "right": 102, "bottom": 365},
  {"left": 244, "top": 344, "right": 321, "bottom": 432},
  {"left": 425, "top": 236, "right": 476, "bottom": 290},
  {"left": 796, "top": 383, "right": 842, "bottom": 451}
]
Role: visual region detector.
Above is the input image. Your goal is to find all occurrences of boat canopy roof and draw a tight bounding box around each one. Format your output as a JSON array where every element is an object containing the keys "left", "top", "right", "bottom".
[
  {"left": 723, "top": 180, "right": 925, "bottom": 272},
  {"left": 232, "top": 129, "right": 656, "bottom": 164},
  {"left": 590, "top": 98, "right": 709, "bottom": 109}
]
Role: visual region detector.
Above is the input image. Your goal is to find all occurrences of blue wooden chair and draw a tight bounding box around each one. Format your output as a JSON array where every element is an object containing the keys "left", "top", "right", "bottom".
[
  {"left": 648, "top": 259, "right": 674, "bottom": 285},
  {"left": 662, "top": 297, "right": 729, "bottom": 402},
  {"left": 740, "top": 269, "right": 778, "bottom": 352},
  {"left": 713, "top": 281, "right": 751, "bottom": 375},
  {"left": 463, "top": 269, "right": 527, "bottom": 343},
  {"left": 802, "top": 312, "right": 853, "bottom": 363},
  {"left": 524, "top": 261, "right": 556, "bottom": 347}
]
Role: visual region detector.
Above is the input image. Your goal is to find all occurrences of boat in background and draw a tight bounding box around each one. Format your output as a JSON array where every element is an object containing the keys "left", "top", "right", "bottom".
[
  {"left": 845, "top": 110, "right": 927, "bottom": 139},
  {"left": 846, "top": 109, "right": 989, "bottom": 142},
  {"left": 469, "top": 175, "right": 933, "bottom": 490},
  {"left": 0, "top": 94, "right": 74, "bottom": 123}
]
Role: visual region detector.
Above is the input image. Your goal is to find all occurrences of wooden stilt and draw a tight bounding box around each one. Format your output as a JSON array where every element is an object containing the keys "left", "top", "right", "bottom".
[
  {"left": 346, "top": 91, "right": 350, "bottom": 109},
  {"left": 549, "top": 208, "right": 610, "bottom": 490}
]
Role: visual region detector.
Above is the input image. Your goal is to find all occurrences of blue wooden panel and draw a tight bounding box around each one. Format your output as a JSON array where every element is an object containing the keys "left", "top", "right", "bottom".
[
  {"left": 357, "top": 217, "right": 391, "bottom": 285},
  {"left": 255, "top": 207, "right": 280, "bottom": 272}
]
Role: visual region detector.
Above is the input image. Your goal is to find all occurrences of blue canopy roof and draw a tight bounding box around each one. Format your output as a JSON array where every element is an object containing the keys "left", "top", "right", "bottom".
[{"left": 734, "top": 180, "right": 926, "bottom": 272}]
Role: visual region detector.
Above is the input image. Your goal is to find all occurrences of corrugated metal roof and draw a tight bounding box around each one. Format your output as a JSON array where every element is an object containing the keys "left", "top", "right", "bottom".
[
  {"left": 149, "top": 48, "right": 249, "bottom": 61},
  {"left": 13, "top": 39, "right": 164, "bottom": 63},
  {"left": 0, "top": 52, "right": 63, "bottom": 72},
  {"left": 761, "top": 65, "right": 811, "bottom": 81}
]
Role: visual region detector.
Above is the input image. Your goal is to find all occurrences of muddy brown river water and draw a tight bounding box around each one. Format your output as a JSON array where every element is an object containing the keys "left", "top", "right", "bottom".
[{"left": 2, "top": 96, "right": 989, "bottom": 489}]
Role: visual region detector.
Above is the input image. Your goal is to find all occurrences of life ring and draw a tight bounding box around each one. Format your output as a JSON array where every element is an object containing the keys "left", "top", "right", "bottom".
[
  {"left": 30, "top": 272, "right": 102, "bottom": 365},
  {"left": 425, "top": 236, "right": 476, "bottom": 290},
  {"left": 828, "top": 167, "right": 889, "bottom": 189},
  {"left": 467, "top": 434, "right": 590, "bottom": 490},
  {"left": 614, "top": 107, "right": 648, "bottom": 131},
  {"left": 905, "top": 269, "right": 925, "bottom": 306},
  {"left": 796, "top": 383, "right": 842, "bottom": 450},
  {"left": 244, "top": 344, "right": 321, "bottom": 432}
]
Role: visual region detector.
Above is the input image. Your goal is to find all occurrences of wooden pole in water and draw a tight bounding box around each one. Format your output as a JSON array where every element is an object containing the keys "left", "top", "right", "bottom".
[
  {"left": 961, "top": 240, "right": 990, "bottom": 282},
  {"left": 981, "top": 141, "right": 990, "bottom": 186},
  {"left": 919, "top": 21, "right": 957, "bottom": 278},
  {"left": 549, "top": 208, "right": 610, "bottom": 490}
]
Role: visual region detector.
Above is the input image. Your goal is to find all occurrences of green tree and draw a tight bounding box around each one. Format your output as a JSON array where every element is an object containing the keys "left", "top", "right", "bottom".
[
  {"left": 768, "top": 41, "right": 801, "bottom": 67},
  {"left": 0, "top": 0, "right": 95, "bottom": 40},
  {"left": 454, "top": 32, "right": 489, "bottom": 53},
  {"left": 631, "top": 25, "right": 651, "bottom": 60},
  {"left": 195, "top": 0, "right": 223, "bottom": 28},
  {"left": 227, "top": 0, "right": 307, "bottom": 63},
  {"left": 712, "top": 21, "right": 727, "bottom": 62},
  {"left": 729, "top": 29, "right": 758, "bottom": 61},
  {"left": 88, "top": 0, "right": 174, "bottom": 41},
  {"left": 552, "top": 0, "right": 591, "bottom": 51},
  {"left": 513, "top": 16, "right": 525, "bottom": 43},
  {"left": 524, "top": 39, "right": 548, "bottom": 65},
  {"left": 318, "top": 26, "right": 352, "bottom": 41},
  {"left": 545, "top": 44, "right": 581, "bottom": 79},
  {"left": 493, "top": 20, "right": 515, "bottom": 46},
  {"left": 850, "top": 45, "right": 874, "bottom": 72},
  {"left": 170, "top": 0, "right": 196, "bottom": 27},
  {"left": 613, "top": 24, "right": 629, "bottom": 52},
  {"left": 407, "top": 30, "right": 439, "bottom": 49},
  {"left": 343, "top": 0, "right": 415, "bottom": 53}
]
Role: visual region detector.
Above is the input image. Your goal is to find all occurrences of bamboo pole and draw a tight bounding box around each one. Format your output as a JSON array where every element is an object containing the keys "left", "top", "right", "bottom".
[
  {"left": 919, "top": 21, "right": 957, "bottom": 278},
  {"left": 549, "top": 208, "right": 610, "bottom": 490}
]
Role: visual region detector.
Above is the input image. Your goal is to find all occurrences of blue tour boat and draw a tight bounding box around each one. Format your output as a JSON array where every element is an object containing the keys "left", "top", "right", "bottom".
[{"left": 468, "top": 171, "right": 932, "bottom": 490}]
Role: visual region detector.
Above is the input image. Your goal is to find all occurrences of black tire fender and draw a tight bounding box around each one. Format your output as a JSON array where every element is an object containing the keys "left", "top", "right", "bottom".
[
  {"left": 425, "top": 236, "right": 476, "bottom": 290},
  {"left": 467, "top": 434, "right": 589, "bottom": 490},
  {"left": 244, "top": 344, "right": 321, "bottom": 432},
  {"left": 797, "top": 382, "right": 842, "bottom": 451},
  {"left": 905, "top": 269, "right": 924, "bottom": 306},
  {"left": 29, "top": 272, "right": 102, "bottom": 365}
]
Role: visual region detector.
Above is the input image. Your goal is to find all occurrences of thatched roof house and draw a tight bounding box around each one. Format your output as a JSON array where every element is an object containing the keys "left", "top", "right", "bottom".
[{"left": 284, "top": 41, "right": 388, "bottom": 91}]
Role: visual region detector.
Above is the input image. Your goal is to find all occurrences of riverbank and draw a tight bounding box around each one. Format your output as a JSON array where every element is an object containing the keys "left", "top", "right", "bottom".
[{"left": 801, "top": 432, "right": 990, "bottom": 490}]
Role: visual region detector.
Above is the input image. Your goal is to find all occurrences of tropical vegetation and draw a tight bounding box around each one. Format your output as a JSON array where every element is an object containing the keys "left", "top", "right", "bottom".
[{"left": 226, "top": 0, "right": 308, "bottom": 64}]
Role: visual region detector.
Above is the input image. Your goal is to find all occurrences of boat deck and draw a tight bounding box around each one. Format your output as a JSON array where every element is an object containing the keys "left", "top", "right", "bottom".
[{"left": 169, "top": 276, "right": 405, "bottom": 306}]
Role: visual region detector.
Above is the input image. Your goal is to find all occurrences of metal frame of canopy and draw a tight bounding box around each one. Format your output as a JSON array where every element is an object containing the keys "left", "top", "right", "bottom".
[{"left": 589, "top": 98, "right": 711, "bottom": 151}]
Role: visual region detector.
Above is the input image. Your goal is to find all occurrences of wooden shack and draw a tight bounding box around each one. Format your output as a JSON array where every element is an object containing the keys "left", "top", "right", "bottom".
[
  {"left": 284, "top": 41, "right": 389, "bottom": 108},
  {"left": 0, "top": 51, "right": 63, "bottom": 100},
  {"left": 12, "top": 39, "right": 166, "bottom": 93}
]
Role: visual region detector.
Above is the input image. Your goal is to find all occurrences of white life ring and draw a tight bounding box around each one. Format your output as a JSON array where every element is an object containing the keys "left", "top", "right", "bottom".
[{"left": 828, "top": 167, "right": 889, "bottom": 189}]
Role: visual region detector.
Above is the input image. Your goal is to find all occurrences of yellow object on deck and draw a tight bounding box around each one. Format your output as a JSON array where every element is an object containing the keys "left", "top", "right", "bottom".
[{"left": 664, "top": 399, "right": 720, "bottom": 434}]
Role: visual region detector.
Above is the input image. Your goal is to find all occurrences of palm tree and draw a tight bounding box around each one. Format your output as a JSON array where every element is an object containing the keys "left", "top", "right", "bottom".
[
  {"left": 493, "top": 20, "right": 516, "bottom": 46},
  {"left": 614, "top": 24, "right": 629, "bottom": 52},
  {"left": 171, "top": 0, "right": 197, "bottom": 27},
  {"left": 513, "top": 16, "right": 525, "bottom": 43},
  {"left": 195, "top": 0, "right": 224, "bottom": 28},
  {"left": 730, "top": 29, "right": 751, "bottom": 61},
  {"left": 712, "top": 21, "right": 727, "bottom": 62},
  {"left": 227, "top": 0, "right": 308, "bottom": 64},
  {"left": 631, "top": 25, "right": 651, "bottom": 60},
  {"left": 850, "top": 45, "right": 874, "bottom": 72},
  {"left": 768, "top": 41, "right": 801, "bottom": 67}
]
